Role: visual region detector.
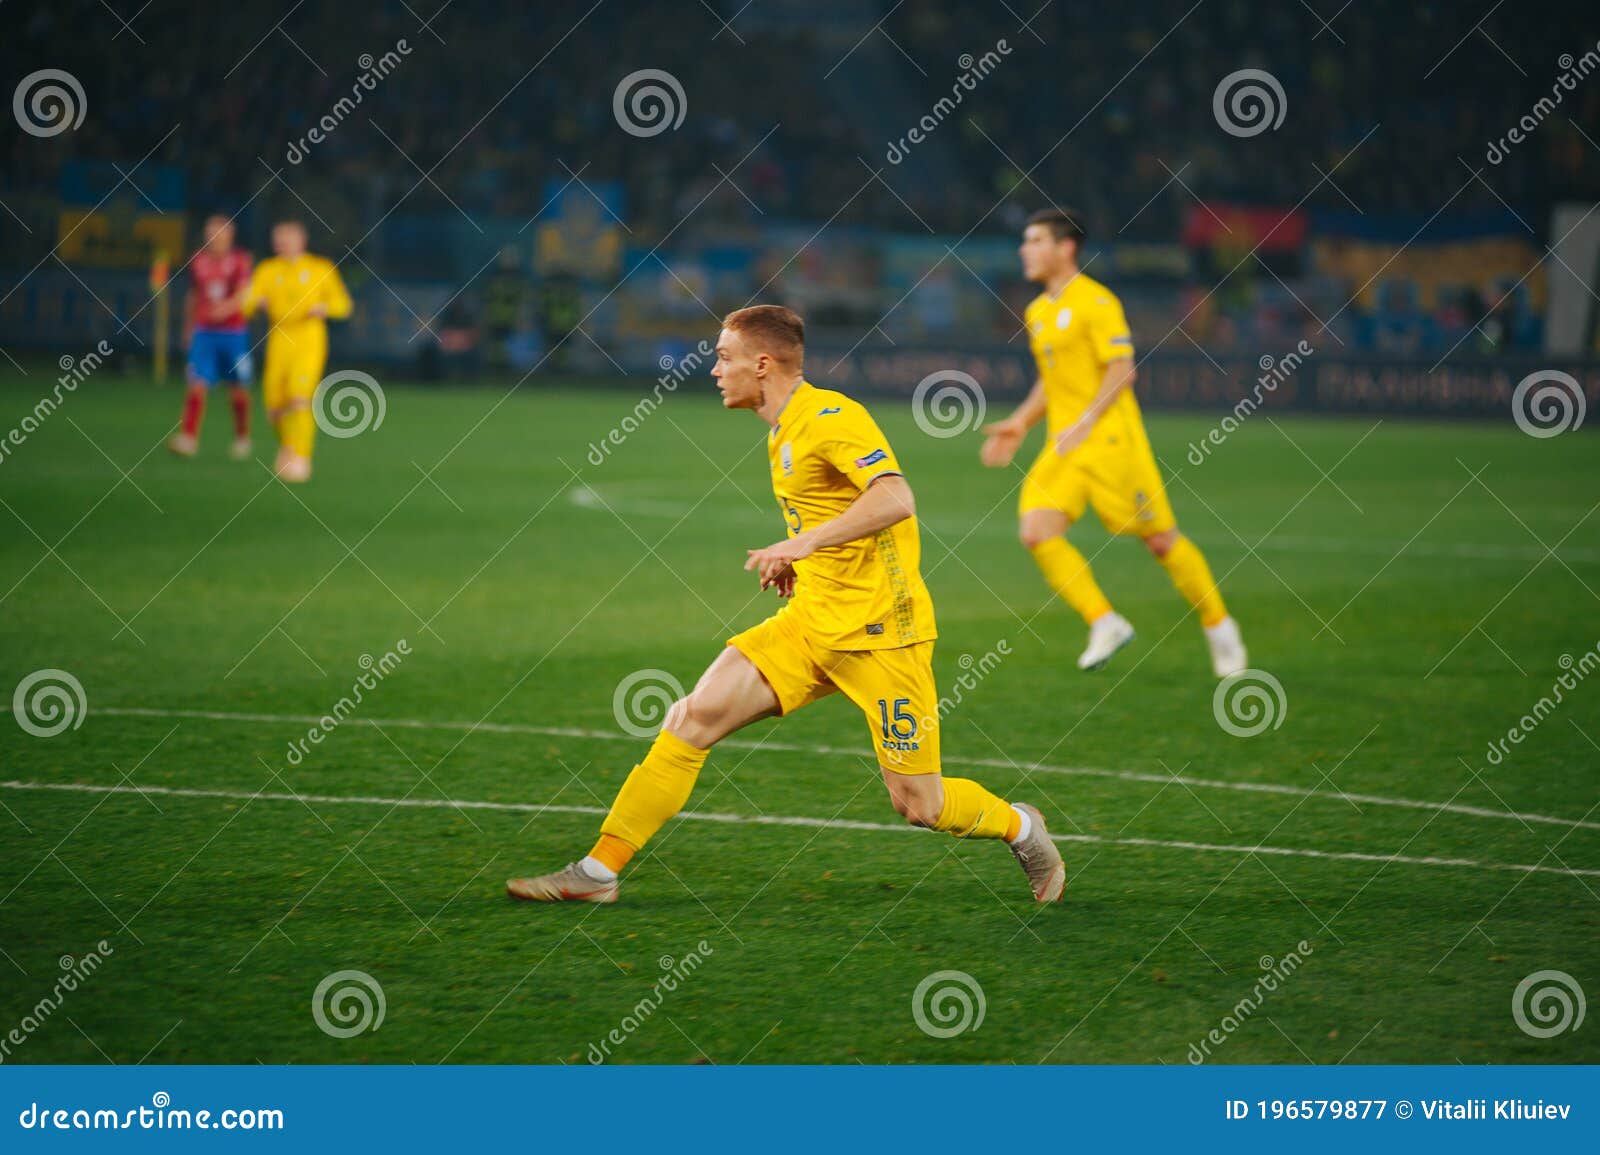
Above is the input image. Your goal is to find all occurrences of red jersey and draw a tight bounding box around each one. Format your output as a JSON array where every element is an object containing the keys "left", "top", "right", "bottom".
[{"left": 190, "top": 249, "right": 252, "bottom": 331}]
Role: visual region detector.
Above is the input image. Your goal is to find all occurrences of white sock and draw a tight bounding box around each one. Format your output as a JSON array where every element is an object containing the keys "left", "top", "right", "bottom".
[
  {"left": 1007, "top": 804, "right": 1032, "bottom": 844},
  {"left": 1204, "top": 615, "right": 1238, "bottom": 640},
  {"left": 579, "top": 855, "right": 617, "bottom": 882}
]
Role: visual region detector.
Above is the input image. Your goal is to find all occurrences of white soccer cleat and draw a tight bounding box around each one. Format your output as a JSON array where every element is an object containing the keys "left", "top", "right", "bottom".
[
  {"left": 167, "top": 431, "right": 198, "bottom": 457},
  {"left": 506, "top": 861, "right": 619, "bottom": 904},
  {"left": 1077, "top": 612, "right": 1135, "bottom": 670},
  {"left": 273, "top": 449, "right": 312, "bottom": 483},
  {"left": 1008, "top": 803, "right": 1066, "bottom": 902},
  {"left": 229, "top": 436, "right": 252, "bottom": 461},
  {"left": 1206, "top": 616, "right": 1248, "bottom": 679}
]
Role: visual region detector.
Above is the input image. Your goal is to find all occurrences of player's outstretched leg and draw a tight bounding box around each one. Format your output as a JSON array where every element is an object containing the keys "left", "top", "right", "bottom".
[
  {"left": 507, "top": 647, "right": 779, "bottom": 904},
  {"left": 228, "top": 385, "right": 252, "bottom": 460},
  {"left": 1143, "top": 530, "right": 1246, "bottom": 677},
  {"left": 275, "top": 399, "right": 314, "bottom": 482},
  {"left": 168, "top": 382, "right": 208, "bottom": 457},
  {"left": 883, "top": 770, "right": 1065, "bottom": 902},
  {"left": 1020, "top": 509, "right": 1134, "bottom": 672}
]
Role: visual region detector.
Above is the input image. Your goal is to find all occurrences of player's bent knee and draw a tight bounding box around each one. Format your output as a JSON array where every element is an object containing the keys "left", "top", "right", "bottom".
[
  {"left": 663, "top": 693, "right": 722, "bottom": 748},
  {"left": 1144, "top": 529, "right": 1179, "bottom": 558},
  {"left": 883, "top": 771, "right": 944, "bottom": 828},
  {"left": 1019, "top": 510, "right": 1071, "bottom": 552}
]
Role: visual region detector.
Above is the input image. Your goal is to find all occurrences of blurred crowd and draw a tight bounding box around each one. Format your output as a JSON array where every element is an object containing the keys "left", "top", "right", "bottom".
[
  {"left": 8, "top": 0, "right": 1596, "bottom": 236},
  {"left": 3, "top": 0, "right": 1594, "bottom": 357}
]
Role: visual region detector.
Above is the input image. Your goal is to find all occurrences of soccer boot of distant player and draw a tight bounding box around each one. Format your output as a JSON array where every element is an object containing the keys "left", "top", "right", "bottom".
[
  {"left": 1077, "top": 611, "right": 1135, "bottom": 670},
  {"left": 506, "top": 861, "right": 619, "bottom": 904},
  {"left": 274, "top": 445, "right": 311, "bottom": 483},
  {"left": 1205, "top": 616, "right": 1248, "bottom": 679},
  {"left": 1008, "top": 803, "right": 1066, "bottom": 902},
  {"left": 167, "top": 431, "right": 199, "bottom": 457},
  {"left": 229, "top": 436, "right": 252, "bottom": 461}
]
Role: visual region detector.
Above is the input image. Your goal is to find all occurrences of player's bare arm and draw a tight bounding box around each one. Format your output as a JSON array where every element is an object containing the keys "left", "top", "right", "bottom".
[
  {"left": 981, "top": 378, "right": 1047, "bottom": 467},
  {"left": 1054, "top": 356, "right": 1136, "bottom": 457},
  {"left": 744, "top": 473, "right": 915, "bottom": 588}
]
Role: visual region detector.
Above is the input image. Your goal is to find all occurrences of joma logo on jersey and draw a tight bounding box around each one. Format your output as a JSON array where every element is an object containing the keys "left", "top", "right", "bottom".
[
  {"left": 818, "top": 406, "right": 842, "bottom": 415},
  {"left": 780, "top": 442, "right": 793, "bottom": 475}
]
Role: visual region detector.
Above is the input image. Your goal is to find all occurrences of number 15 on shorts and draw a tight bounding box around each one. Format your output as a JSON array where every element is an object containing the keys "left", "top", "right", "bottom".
[{"left": 878, "top": 697, "right": 920, "bottom": 753}]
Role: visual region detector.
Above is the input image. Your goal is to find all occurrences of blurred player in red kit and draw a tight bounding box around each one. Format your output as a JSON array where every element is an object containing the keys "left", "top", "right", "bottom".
[{"left": 168, "top": 214, "right": 254, "bottom": 460}]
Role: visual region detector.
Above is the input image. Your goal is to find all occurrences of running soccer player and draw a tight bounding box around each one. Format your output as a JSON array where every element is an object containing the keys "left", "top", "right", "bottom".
[
  {"left": 508, "top": 305, "right": 1065, "bottom": 905},
  {"left": 239, "top": 220, "right": 353, "bottom": 482},
  {"left": 167, "top": 214, "right": 254, "bottom": 460},
  {"left": 980, "top": 208, "right": 1247, "bottom": 677}
]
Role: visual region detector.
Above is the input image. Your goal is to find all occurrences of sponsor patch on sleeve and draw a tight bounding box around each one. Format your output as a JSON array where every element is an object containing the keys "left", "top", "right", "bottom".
[
  {"left": 1110, "top": 336, "right": 1133, "bottom": 346},
  {"left": 854, "top": 448, "right": 889, "bottom": 468}
]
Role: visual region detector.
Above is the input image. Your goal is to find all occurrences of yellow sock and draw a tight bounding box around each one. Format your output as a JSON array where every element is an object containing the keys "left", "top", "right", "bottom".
[
  {"left": 281, "top": 405, "right": 316, "bottom": 460},
  {"left": 592, "top": 730, "right": 709, "bottom": 871},
  {"left": 1159, "top": 535, "right": 1228, "bottom": 628},
  {"left": 932, "top": 777, "right": 1018, "bottom": 840},
  {"left": 1030, "top": 537, "right": 1113, "bottom": 625}
]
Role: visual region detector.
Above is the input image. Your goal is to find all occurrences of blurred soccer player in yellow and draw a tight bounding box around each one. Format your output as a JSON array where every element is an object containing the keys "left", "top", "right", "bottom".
[
  {"left": 239, "top": 219, "right": 352, "bottom": 482},
  {"left": 981, "top": 208, "right": 1247, "bottom": 677},
  {"left": 508, "top": 305, "right": 1065, "bottom": 905}
]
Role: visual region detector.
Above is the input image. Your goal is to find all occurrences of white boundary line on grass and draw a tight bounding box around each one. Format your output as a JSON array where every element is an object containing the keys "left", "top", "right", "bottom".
[
  {"left": 569, "top": 486, "right": 1600, "bottom": 565},
  {"left": 97, "top": 706, "right": 1600, "bottom": 834},
  {"left": 4, "top": 778, "right": 1598, "bottom": 879}
]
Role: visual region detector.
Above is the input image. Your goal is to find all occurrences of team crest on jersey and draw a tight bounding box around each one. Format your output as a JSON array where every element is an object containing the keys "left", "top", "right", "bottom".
[
  {"left": 780, "top": 442, "right": 794, "bottom": 475},
  {"left": 1056, "top": 307, "right": 1073, "bottom": 329},
  {"left": 854, "top": 448, "right": 888, "bottom": 468}
]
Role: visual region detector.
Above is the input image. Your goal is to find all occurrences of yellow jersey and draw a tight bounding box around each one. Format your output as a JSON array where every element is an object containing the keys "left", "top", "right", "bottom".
[
  {"left": 242, "top": 253, "right": 352, "bottom": 334},
  {"left": 1025, "top": 273, "right": 1143, "bottom": 447},
  {"left": 766, "top": 381, "right": 936, "bottom": 651}
]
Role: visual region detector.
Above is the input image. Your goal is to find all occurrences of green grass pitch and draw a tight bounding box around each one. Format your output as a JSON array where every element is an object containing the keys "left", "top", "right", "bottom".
[{"left": 1, "top": 369, "right": 1596, "bottom": 1064}]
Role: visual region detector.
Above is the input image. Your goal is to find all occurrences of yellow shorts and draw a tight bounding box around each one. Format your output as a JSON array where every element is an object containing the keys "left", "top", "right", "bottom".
[
  {"left": 262, "top": 336, "right": 327, "bottom": 417},
  {"left": 728, "top": 609, "right": 940, "bottom": 775},
  {"left": 1019, "top": 429, "right": 1176, "bottom": 538}
]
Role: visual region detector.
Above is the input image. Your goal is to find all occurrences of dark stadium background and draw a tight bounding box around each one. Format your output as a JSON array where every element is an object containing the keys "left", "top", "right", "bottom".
[
  {"left": 3, "top": 0, "right": 1600, "bottom": 1072},
  {"left": 3, "top": 0, "right": 1598, "bottom": 410}
]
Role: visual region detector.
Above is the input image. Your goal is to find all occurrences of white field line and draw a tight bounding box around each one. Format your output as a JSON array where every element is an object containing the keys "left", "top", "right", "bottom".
[
  {"left": 569, "top": 486, "right": 1600, "bottom": 564},
  {"left": 3, "top": 778, "right": 1597, "bottom": 879},
  {"left": 96, "top": 706, "right": 1600, "bottom": 835}
]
